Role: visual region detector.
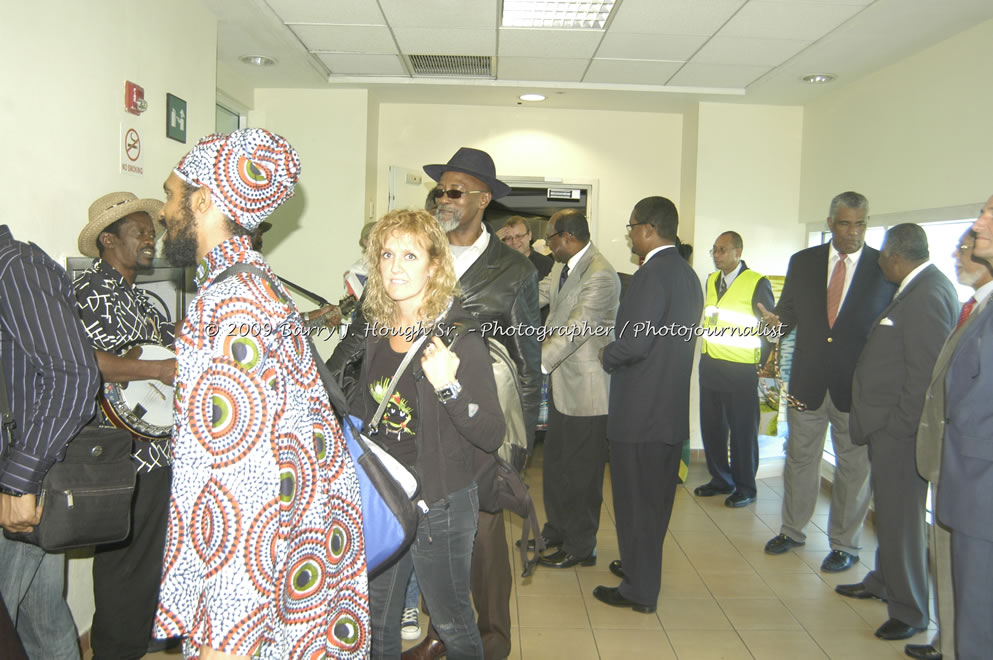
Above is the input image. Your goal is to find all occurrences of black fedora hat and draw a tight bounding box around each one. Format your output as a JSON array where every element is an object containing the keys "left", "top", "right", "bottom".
[{"left": 423, "top": 147, "right": 511, "bottom": 199}]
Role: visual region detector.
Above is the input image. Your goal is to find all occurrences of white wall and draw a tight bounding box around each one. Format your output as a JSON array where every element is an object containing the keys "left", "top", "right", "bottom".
[
  {"left": 250, "top": 89, "right": 370, "bottom": 359},
  {"left": 0, "top": 0, "right": 218, "bottom": 633},
  {"left": 800, "top": 18, "right": 993, "bottom": 222},
  {"left": 375, "top": 103, "right": 685, "bottom": 274}
]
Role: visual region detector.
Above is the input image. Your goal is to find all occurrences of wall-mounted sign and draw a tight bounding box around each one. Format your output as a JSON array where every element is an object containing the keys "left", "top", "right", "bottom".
[
  {"left": 120, "top": 124, "right": 144, "bottom": 177},
  {"left": 166, "top": 93, "right": 187, "bottom": 143}
]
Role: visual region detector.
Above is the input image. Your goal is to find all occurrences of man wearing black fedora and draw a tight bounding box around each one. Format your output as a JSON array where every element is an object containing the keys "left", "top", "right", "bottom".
[{"left": 397, "top": 147, "right": 541, "bottom": 660}]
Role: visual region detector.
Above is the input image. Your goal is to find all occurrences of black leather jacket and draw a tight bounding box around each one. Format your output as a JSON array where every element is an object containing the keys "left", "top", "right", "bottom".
[{"left": 328, "top": 230, "right": 541, "bottom": 450}]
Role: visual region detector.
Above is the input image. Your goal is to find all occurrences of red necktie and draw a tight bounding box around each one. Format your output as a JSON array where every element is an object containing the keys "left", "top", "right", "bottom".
[
  {"left": 826, "top": 254, "right": 847, "bottom": 328},
  {"left": 956, "top": 297, "right": 976, "bottom": 330}
]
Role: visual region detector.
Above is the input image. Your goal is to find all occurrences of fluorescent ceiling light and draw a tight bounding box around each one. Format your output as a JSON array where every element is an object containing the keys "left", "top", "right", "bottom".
[
  {"left": 502, "top": 1, "right": 616, "bottom": 29},
  {"left": 519, "top": 93, "right": 546, "bottom": 101}
]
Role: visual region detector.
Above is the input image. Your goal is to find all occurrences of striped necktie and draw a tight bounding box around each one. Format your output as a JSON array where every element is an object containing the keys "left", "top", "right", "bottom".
[{"left": 826, "top": 253, "right": 847, "bottom": 328}]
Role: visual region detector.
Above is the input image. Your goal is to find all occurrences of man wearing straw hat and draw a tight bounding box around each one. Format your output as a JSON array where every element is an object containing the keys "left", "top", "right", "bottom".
[
  {"left": 73, "top": 192, "right": 178, "bottom": 660},
  {"left": 152, "top": 129, "right": 369, "bottom": 660}
]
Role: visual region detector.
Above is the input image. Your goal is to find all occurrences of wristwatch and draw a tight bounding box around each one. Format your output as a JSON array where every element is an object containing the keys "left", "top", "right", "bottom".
[{"left": 435, "top": 380, "right": 462, "bottom": 404}]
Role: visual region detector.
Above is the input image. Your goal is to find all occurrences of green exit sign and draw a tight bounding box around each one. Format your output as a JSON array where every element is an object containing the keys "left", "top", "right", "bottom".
[{"left": 166, "top": 93, "right": 187, "bottom": 143}]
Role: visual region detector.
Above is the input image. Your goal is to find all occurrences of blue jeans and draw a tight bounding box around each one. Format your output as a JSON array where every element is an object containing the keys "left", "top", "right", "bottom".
[
  {"left": 404, "top": 568, "right": 420, "bottom": 610},
  {"left": 369, "top": 483, "right": 481, "bottom": 659},
  {"left": 0, "top": 534, "right": 80, "bottom": 660}
]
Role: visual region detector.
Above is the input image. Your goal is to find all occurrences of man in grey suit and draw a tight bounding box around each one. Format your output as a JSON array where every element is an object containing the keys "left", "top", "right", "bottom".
[
  {"left": 536, "top": 209, "right": 620, "bottom": 569},
  {"left": 835, "top": 224, "right": 958, "bottom": 642},
  {"left": 937, "top": 194, "right": 993, "bottom": 660},
  {"left": 907, "top": 228, "right": 993, "bottom": 660}
]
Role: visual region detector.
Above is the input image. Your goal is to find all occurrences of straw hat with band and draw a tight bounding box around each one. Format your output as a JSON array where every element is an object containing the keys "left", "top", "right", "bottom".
[
  {"left": 79, "top": 193, "right": 164, "bottom": 258},
  {"left": 423, "top": 147, "right": 511, "bottom": 200}
]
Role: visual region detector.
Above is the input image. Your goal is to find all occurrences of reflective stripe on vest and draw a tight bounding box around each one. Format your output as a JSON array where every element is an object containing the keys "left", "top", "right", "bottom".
[{"left": 701, "top": 268, "right": 763, "bottom": 363}]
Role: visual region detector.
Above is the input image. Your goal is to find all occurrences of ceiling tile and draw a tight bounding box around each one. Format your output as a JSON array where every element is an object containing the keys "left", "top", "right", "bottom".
[
  {"left": 584, "top": 59, "right": 684, "bottom": 85},
  {"left": 498, "top": 28, "right": 603, "bottom": 58},
  {"left": 692, "top": 36, "right": 811, "bottom": 66},
  {"left": 718, "top": 1, "right": 865, "bottom": 40},
  {"left": 379, "top": 0, "right": 496, "bottom": 29},
  {"left": 318, "top": 53, "right": 407, "bottom": 76},
  {"left": 291, "top": 25, "right": 397, "bottom": 54},
  {"left": 607, "top": 0, "right": 747, "bottom": 35},
  {"left": 596, "top": 32, "right": 707, "bottom": 60},
  {"left": 393, "top": 28, "right": 496, "bottom": 56},
  {"left": 268, "top": 0, "right": 386, "bottom": 25},
  {"left": 496, "top": 57, "right": 589, "bottom": 82},
  {"left": 667, "top": 61, "right": 771, "bottom": 87}
]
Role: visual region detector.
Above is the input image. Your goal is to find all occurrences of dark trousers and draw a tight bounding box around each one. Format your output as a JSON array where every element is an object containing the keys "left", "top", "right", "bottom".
[
  {"left": 862, "top": 435, "right": 929, "bottom": 628},
  {"left": 610, "top": 441, "right": 681, "bottom": 607},
  {"left": 541, "top": 402, "right": 607, "bottom": 557},
  {"left": 699, "top": 371, "right": 760, "bottom": 498},
  {"left": 92, "top": 466, "right": 171, "bottom": 660}
]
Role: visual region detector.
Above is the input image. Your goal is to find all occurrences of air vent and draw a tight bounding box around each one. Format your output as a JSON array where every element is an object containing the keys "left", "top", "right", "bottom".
[{"left": 409, "top": 55, "right": 493, "bottom": 78}]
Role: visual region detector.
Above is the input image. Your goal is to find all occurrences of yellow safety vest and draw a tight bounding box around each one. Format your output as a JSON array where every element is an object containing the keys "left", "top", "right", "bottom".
[{"left": 701, "top": 268, "right": 764, "bottom": 364}]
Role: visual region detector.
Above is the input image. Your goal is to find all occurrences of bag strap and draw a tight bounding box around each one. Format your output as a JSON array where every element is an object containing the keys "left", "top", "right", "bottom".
[{"left": 0, "top": 360, "right": 17, "bottom": 461}]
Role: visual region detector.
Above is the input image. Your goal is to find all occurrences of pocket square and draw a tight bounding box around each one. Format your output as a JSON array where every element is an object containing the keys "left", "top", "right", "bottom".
[{"left": 879, "top": 317, "right": 894, "bottom": 326}]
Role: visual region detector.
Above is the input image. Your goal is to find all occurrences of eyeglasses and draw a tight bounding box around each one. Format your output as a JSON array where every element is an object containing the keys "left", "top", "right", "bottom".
[
  {"left": 625, "top": 223, "right": 645, "bottom": 232},
  {"left": 709, "top": 247, "right": 734, "bottom": 256},
  {"left": 503, "top": 233, "right": 529, "bottom": 242},
  {"left": 432, "top": 188, "right": 486, "bottom": 200},
  {"left": 546, "top": 231, "right": 566, "bottom": 241}
]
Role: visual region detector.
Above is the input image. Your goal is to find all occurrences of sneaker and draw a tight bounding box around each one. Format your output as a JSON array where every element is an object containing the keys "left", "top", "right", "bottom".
[{"left": 400, "top": 607, "right": 421, "bottom": 640}]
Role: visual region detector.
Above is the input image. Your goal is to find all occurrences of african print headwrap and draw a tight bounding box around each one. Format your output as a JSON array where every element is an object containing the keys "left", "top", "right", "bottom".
[{"left": 174, "top": 128, "right": 301, "bottom": 231}]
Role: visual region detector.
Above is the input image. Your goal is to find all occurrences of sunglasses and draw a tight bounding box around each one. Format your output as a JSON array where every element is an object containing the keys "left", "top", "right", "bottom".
[{"left": 432, "top": 188, "right": 486, "bottom": 200}]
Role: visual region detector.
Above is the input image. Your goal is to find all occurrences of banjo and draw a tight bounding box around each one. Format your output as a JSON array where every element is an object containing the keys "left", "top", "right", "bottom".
[{"left": 100, "top": 343, "right": 175, "bottom": 440}]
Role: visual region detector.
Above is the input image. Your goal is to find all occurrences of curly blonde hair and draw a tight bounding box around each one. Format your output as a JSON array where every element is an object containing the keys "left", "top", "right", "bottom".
[{"left": 362, "top": 209, "right": 459, "bottom": 328}]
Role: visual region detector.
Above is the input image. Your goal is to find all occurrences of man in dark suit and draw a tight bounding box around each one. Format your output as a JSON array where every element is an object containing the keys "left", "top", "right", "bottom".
[
  {"left": 834, "top": 224, "right": 958, "bottom": 642},
  {"left": 907, "top": 228, "right": 993, "bottom": 660},
  {"left": 536, "top": 210, "right": 619, "bottom": 569},
  {"left": 695, "top": 231, "right": 775, "bottom": 508},
  {"left": 759, "top": 191, "right": 896, "bottom": 572},
  {"left": 937, "top": 193, "right": 993, "bottom": 660},
  {"left": 593, "top": 196, "right": 703, "bottom": 613}
]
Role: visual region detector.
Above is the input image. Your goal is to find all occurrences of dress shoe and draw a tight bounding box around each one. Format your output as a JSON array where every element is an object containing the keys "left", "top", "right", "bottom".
[
  {"left": 516, "top": 536, "right": 561, "bottom": 551},
  {"left": 592, "top": 585, "right": 656, "bottom": 614},
  {"left": 764, "top": 533, "right": 805, "bottom": 554},
  {"left": 875, "top": 618, "right": 926, "bottom": 641},
  {"left": 609, "top": 559, "right": 624, "bottom": 579},
  {"left": 538, "top": 548, "right": 596, "bottom": 568},
  {"left": 724, "top": 492, "right": 755, "bottom": 508},
  {"left": 401, "top": 635, "right": 446, "bottom": 660},
  {"left": 821, "top": 549, "right": 859, "bottom": 572},
  {"left": 694, "top": 483, "right": 734, "bottom": 497},
  {"left": 904, "top": 643, "right": 943, "bottom": 660},
  {"left": 835, "top": 582, "right": 885, "bottom": 601}
]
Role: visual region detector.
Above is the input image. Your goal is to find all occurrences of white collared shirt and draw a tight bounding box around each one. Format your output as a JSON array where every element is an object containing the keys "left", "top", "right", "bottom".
[
  {"left": 973, "top": 279, "right": 993, "bottom": 307},
  {"left": 828, "top": 243, "right": 863, "bottom": 310},
  {"left": 643, "top": 244, "right": 674, "bottom": 264},
  {"left": 895, "top": 261, "right": 931, "bottom": 298},
  {"left": 566, "top": 241, "right": 591, "bottom": 273},
  {"left": 721, "top": 261, "right": 744, "bottom": 290},
  {"left": 451, "top": 226, "right": 490, "bottom": 279}
]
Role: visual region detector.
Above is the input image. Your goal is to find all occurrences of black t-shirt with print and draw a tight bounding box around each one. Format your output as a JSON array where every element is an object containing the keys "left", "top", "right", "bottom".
[{"left": 365, "top": 343, "right": 419, "bottom": 468}]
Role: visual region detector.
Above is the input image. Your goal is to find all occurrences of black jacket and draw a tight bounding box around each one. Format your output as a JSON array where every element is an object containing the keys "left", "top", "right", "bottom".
[
  {"left": 353, "top": 302, "right": 505, "bottom": 504},
  {"left": 328, "top": 229, "right": 541, "bottom": 449}
]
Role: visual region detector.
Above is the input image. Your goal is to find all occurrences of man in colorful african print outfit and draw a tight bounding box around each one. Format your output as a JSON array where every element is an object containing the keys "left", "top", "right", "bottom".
[
  {"left": 152, "top": 128, "right": 370, "bottom": 660},
  {"left": 73, "top": 192, "right": 178, "bottom": 660}
]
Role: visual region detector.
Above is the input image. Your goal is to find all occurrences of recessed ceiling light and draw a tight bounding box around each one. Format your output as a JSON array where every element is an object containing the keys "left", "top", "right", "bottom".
[
  {"left": 240, "top": 55, "right": 277, "bottom": 67},
  {"left": 801, "top": 73, "right": 835, "bottom": 84},
  {"left": 502, "top": 1, "right": 616, "bottom": 29},
  {"left": 519, "top": 94, "right": 546, "bottom": 102}
]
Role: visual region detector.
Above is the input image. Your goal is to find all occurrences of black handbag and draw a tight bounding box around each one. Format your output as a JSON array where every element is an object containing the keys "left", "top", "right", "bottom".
[{"left": 0, "top": 371, "right": 137, "bottom": 552}]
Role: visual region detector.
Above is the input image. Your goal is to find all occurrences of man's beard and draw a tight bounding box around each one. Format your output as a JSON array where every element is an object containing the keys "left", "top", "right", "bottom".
[
  {"left": 163, "top": 199, "right": 199, "bottom": 267},
  {"left": 433, "top": 207, "right": 460, "bottom": 233}
]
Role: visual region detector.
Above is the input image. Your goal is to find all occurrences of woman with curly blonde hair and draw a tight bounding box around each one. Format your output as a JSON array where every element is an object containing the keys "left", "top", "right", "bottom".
[{"left": 354, "top": 209, "right": 505, "bottom": 659}]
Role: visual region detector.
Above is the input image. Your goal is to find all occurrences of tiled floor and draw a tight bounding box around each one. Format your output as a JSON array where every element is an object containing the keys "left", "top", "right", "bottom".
[{"left": 124, "top": 442, "right": 933, "bottom": 659}]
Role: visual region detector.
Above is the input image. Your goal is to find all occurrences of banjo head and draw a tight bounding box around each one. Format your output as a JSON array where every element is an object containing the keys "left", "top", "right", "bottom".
[{"left": 103, "top": 343, "right": 175, "bottom": 439}]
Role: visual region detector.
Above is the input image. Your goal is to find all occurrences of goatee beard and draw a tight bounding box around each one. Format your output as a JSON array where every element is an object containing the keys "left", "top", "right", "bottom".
[{"left": 163, "top": 202, "right": 199, "bottom": 268}]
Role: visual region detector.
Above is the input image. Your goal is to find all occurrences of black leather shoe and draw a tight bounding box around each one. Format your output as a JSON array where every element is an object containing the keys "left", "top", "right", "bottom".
[
  {"left": 724, "top": 492, "right": 756, "bottom": 507},
  {"left": 875, "top": 618, "right": 926, "bottom": 641},
  {"left": 835, "top": 582, "right": 885, "bottom": 601},
  {"left": 517, "top": 536, "right": 561, "bottom": 551},
  {"left": 821, "top": 549, "right": 859, "bottom": 572},
  {"left": 694, "top": 483, "right": 734, "bottom": 497},
  {"left": 609, "top": 560, "right": 624, "bottom": 579},
  {"left": 904, "top": 643, "right": 942, "bottom": 660},
  {"left": 592, "top": 586, "right": 655, "bottom": 613},
  {"left": 538, "top": 548, "right": 596, "bottom": 568},
  {"left": 764, "top": 534, "right": 805, "bottom": 554}
]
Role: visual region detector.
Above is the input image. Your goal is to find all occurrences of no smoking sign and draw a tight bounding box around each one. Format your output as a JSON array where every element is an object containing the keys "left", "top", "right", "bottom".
[{"left": 120, "top": 123, "right": 144, "bottom": 176}]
